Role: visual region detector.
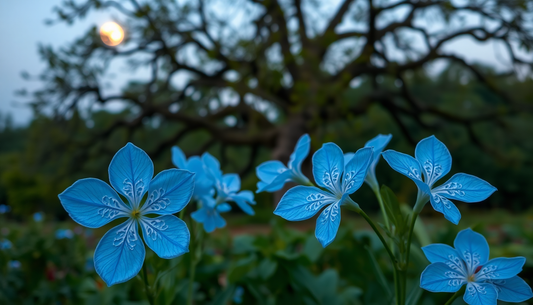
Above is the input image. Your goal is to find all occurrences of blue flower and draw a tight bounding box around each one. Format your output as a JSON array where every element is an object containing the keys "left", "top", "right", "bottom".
[
  {"left": 0, "top": 204, "right": 11, "bottom": 214},
  {"left": 0, "top": 239, "right": 12, "bottom": 250},
  {"left": 274, "top": 143, "right": 373, "bottom": 247},
  {"left": 8, "top": 260, "right": 21, "bottom": 269},
  {"left": 33, "top": 212, "right": 44, "bottom": 222},
  {"left": 172, "top": 146, "right": 214, "bottom": 200},
  {"left": 256, "top": 134, "right": 311, "bottom": 193},
  {"left": 382, "top": 135, "right": 496, "bottom": 224},
  {"left": 202, "top": 152, "right": 256, "bottom": 216},
  {"left": 420, "top": 228, "right": 532, "bottom": 305},
  {"left": 191, "top": 195, "right": 231, "bottom": 233},
  {"left": 344, "top": 134, "right": 392, "bottom": 191},
  {"left": 55, "top": 229, "right": 74, "bottom": 240},
  {"left": 58, "top": 143, "right": 194, "bottom": 286},
  {"left": 233, "top": 286, "right": 244, "bottom": 304}
]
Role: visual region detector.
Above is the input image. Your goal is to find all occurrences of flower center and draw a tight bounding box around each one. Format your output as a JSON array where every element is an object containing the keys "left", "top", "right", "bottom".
[
  {"left": 468, "top": 265, "right": 483, "bottom": 282},
  {"left": 131, "top": 209, "right": 141, "bottom": 220}
]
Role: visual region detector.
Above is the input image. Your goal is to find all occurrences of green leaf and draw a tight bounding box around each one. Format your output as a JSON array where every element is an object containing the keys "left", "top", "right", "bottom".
[
  {"left": 257, "top": 258, "right": 278, "bottom": 280},
  {"left": 380, "top": 185, "right": 405, "bottom": 234},
  {"left": 227, "top": 254, "right": 257, "bottom": 282}
]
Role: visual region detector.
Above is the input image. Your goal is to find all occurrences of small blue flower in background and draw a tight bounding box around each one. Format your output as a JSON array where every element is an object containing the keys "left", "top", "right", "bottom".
[
  {"left": 382, "top": 135, "right": 496, "bottom": 224},
  {"left": 0, "top": 239, "right": 12, "bottom": 250},
  {"left": 8, "top": 260, "right": 21, "bottom": 269},
  {"left": 345, "top": 134, "right": 392, "bottom": 191},
  {"left": 191, "top": 195, "right": 231, "bottom": 233},
  {"left": 202, "top": 152, "right": 256, "bottom": 216},
  {"left": 33, "top": 212, "right": 44, "bottom": 222},
  {"left": 256, "top": 134, "right": 311, "bottom": 193},
  {"left": 233, "top": 286, "right": 244, "bottom": 304},
  {"left": 0, "top": 204, "right": 11, "bottom": 214},
  {"left": 58, "top": 143, "right": 195, "bottom": 286},
  {"left": 172, "top": 146, "right": 214, "bottom": 200},
  {"left": 420, "top": 228, "right": 532, "bottom": 305},
  {"left": 55, "top": 229, "right": 74, "bottom": 240},
  {"left": 274, "top": 143, "right": 373, "bottom": 247}
]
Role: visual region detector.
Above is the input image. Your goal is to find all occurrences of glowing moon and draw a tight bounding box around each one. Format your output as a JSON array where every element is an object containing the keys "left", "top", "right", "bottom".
[{"left": 100, "top": 22, "right": 124, "bottom": 46}]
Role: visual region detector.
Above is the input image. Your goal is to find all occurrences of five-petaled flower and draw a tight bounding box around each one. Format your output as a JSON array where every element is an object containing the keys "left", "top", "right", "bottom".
[
  {"left": 256, "top": 134, "right": 311, "bottom": 193},
  {"left": 274, "top": 143, "right": 373, "bottom": 247},
  {"left": 344, "top": 134, "right": 392, "bottom": 192},
  {"left": 382, "top": 135, "right": 496, "bottom": 224},
  {"left": 59, "top": 143, "right": 194, "bottom": 286},
  {"left": 420, "top": 228, "right": 532, "bottom": 305}
]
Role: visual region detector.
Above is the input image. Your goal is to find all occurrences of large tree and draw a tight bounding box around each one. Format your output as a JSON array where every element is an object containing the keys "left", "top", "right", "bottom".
[{"left": 25, "top": 0, "right": 533, "bottom": 173}]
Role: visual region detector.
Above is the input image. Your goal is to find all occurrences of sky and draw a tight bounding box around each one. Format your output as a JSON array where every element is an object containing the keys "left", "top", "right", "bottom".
[{"left": 0, "top": 0, "right": 519, "bottom": 126}]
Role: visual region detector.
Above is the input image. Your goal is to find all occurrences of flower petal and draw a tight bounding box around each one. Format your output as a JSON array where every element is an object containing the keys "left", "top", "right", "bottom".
[
  {"left": 475, "top": 257, "right": 526, "bottom": 281},
  {"left": 315, "top": 201, "right": 341, "bottom": 248},
  {"left": 365, "top": 134, "right": 392, "bottom": 171},
  {"left": 223, "top": 174, "right": 241, "bottom": 194},
  {"left": 342, "top": 147, "right": 373, "bottom": 194},
  {"left": 415, "top": 136, "right": 452, "bottom": 187},
  {"left": 463, "top": 283, "right": 497, "bottom": 305},
  {"left": 433, "top": 173, "right": 497, "bottom": 203},
  {"left": 187, "top": 157, "right": 214, "bottom": 196},
  {"left": 420, "top": 262, "right": 466, "bottom": 293},
  {"left": 58, "top": 178, "right": 129, "bottom": 228},
  {"left": 94, "top": 220, "right": 145, "bottom": 286},
  {"left": 274, "top": 186, "right": 336, "bottom": 221},
  {"left": 421, "top": 244, "right": 467, "bottom": 276},
  {"left": 141, "top": 169, "right": 194, "bottom": 215},
  {"left": 430, "top": 193, "right": 461, "bottom": 225},
  {"left": 382, "top": 150, "right": 430, "bottom": 195},
  {"left": 288, "top": 134, "right": 311, "bottom": 173},
  {"left": 109, "top": 143, "right": 154, "bottom": 208},
  {"left": 140, "top": 215, "right": 189, "bottom": 259},
  {"left": 202, "top": 152, "right": 222, "bottom": 181},
  {"left": 191, "top": 206, "right": 226, "bottom": 233},
  {"left": 489, "top": 276, "right": 533, "bottom": 302},
  {"left": 343, "top": 153, "right": 354, "bottom": 165},
  {"left": 256, "top": 170, "right": 293, "bottom": 193},
  {"left": 216, "top": 203, "right": 232, "bottom": 213},
  {"left": 171, "top": 146, "right": 188, "bottom": 169},
  {"left": 229, "top": 190, "right": 256, "bottom": 215},
  {"left": 454, "top": 228, "right": 490, "bottom": 274},
  {"left": 256, "top": 160, "right": 288, "bottom": 184},
  {"left": 312, "top": 143, "right": 344, "bottom": 192}
]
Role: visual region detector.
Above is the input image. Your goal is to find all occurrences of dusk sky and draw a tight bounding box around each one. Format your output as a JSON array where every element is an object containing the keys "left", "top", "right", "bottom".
[{"left": 0, "top": 0, "right": 516, "bottom": 126}]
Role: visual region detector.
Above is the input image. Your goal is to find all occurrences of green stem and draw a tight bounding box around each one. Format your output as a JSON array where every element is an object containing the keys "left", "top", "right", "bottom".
[
  {"left": 373, "top": 186, "right": 391, "bottom": 230},
  {"left": 356, "top": 209, "right": 401, "bottom": 305},
  {"left": 400, "top": 212, "right": 419, "bottom": 305},
  {"left": 142, "top": 263, "right": 155, "bottom": 305},
  {"left": 444, "top": 286, "right": 466, "bottom": 305}
]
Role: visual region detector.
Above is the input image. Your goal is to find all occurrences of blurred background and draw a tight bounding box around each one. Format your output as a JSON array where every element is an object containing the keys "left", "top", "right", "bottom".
[{"left": 1, "top": 0, "right": 533, "bottom": 304}]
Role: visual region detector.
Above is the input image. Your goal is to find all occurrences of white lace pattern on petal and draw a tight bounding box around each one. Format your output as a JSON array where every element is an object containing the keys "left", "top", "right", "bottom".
[
  {"left": 320, "top": 201, "right": 340, "bottom": 223},
  {"left": 113, "top": 222, "right": 138, "bottom": 250},
  {"left": 305, "top": 193, "right": 328, "bottom": 211},
  {"left": 423, "top": 160, "right": 443, "bottom": 185},
  {"left": 142, "top": 188, "right": 171, "bottom": 213},
  {"left": 323, "top": 166, "right": 340, "bottom": 189},
  {"left": 123, "top": 178, "right": 145, "bottom": 204},
  {"left": 98, "top": 196, "right": 125, "bottom": 219},
  {"left": 142, "top": 219, "right": 169, "bottom": 241}
]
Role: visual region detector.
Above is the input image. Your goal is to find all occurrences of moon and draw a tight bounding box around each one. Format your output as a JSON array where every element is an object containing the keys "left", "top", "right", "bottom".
[{"left": 100, "top": 22, "right": 124, "bottom": 46}]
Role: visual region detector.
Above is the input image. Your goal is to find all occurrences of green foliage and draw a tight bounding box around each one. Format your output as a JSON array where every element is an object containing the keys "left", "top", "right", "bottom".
[{"left": 1, "top": 214, "right": 532, "bottom": 304}]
